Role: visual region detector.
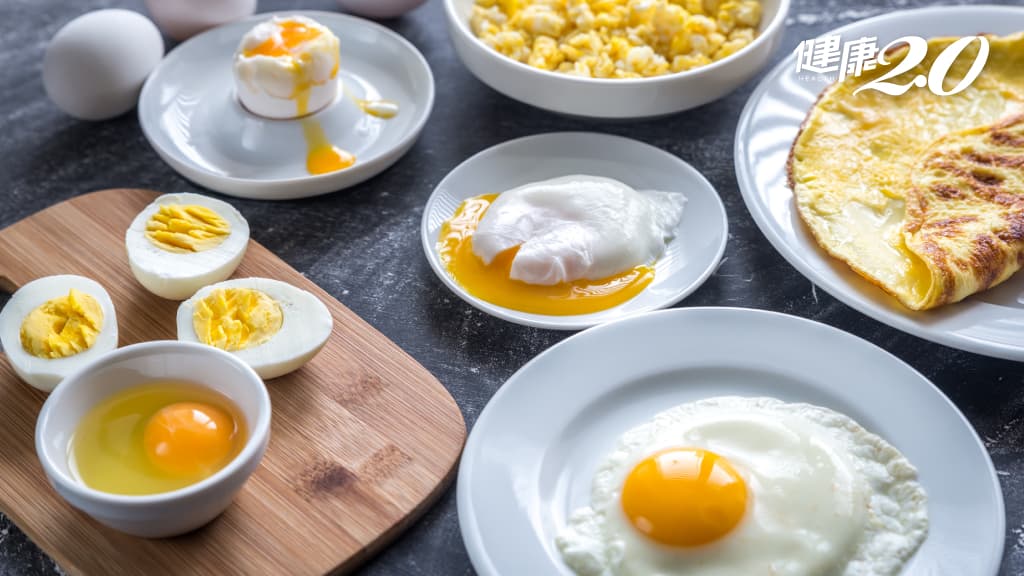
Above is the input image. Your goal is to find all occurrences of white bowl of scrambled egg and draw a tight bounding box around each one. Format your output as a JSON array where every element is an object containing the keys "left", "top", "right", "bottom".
[{"left": 445, "top": 0, "right": 789, "bottom": 118}]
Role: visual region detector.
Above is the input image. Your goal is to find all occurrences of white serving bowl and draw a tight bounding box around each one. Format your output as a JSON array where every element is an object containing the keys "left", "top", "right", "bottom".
[
  {"left": 337, "top": 0, "right": 427, "bottom": 18},
  {"left": 444, "top": 0, "right": 790, "bottom": 119},
  {"left": 35, "top": 341, "right": 271, "bottom": 538}
]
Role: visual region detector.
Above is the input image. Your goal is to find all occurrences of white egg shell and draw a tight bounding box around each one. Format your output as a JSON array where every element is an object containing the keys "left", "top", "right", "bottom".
[
  {"left": 176, "top": 278, "right": 333, "bottom": 380},
  {"left": 43, "top": 9, "right": 164, "bottom": 121},
  {"left": 144, "top": 0, "right": 256, "bottom": 41},
  {"left": 0, "top": 275, "right": 118, "bottom": 392},
  {"left": 126, "top": 193, "right": 250, "bottom": 300},
  {"left": 336, "top": 0, "right": 428, "bottom": 19}
]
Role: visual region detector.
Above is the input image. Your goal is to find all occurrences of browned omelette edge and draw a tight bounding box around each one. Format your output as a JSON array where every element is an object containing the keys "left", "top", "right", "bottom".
[{"left": 0, "top": 188, "right": 467, "bottom": 576}]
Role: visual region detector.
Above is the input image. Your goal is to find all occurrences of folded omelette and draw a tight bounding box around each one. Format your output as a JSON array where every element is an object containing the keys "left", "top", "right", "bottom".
[{"left": 788, "top": 32, "right": 1024, "bottom": 310}]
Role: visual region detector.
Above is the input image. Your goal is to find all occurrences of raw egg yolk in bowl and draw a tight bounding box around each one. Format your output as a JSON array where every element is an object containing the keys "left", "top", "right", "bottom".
[{"left": 71, "top": 381, "right": 247, "bottom": 495}]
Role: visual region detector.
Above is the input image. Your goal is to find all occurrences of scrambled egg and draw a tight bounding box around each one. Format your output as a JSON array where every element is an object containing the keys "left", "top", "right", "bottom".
[{"left": 470, "top": 0, "right": 762, "bottom": 78}]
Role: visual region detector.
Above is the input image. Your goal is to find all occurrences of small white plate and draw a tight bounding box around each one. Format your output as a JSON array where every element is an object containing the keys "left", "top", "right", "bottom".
[
  {"left": 735, "top": 5, "right": 1024, "bottom": 361},
  {"left": 457, "top": 307, "right": 1004, "bottom": 575},
  {"left": 420, "top": 132, "right": 728, "bottom": 330},
  {"left": 138, "top": 11, "right": 434, "bottom": 200}
]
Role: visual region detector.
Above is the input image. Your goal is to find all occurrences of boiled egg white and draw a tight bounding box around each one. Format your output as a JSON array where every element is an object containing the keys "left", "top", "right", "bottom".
[
  {"left": 0, "top": 275, "right": 118, "bottom": 392},
  {"left": 556, "top": 396, "right": 928, "bottom": 576},
  {"left": 176, "top": 278, "right": 332, "bottom": 379},
  {"left": 126, "top": 193, "right": 250, "bottom": 300}
]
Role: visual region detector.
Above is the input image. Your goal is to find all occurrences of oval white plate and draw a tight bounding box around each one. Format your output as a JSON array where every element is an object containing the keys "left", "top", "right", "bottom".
[
  {"left": 421, "top": 132, "right": 728, "bottom": 330},
  {"left": 457, "top": 307, "right": 1004, "bottom": 575},
  {"left": 735, "top": 5, "right": 1024, "bottom": 361},
  {"left": 138, "top": 11, "right": 434, "bottom": 200}
]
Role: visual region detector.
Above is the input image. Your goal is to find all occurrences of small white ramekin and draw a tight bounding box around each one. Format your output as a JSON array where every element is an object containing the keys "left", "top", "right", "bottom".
[
  {"left": 35, "top": 340, "right": 271, "bottom": 538},
  {"left": 445, "top": 0, "right": 790, "bottom": 119}
]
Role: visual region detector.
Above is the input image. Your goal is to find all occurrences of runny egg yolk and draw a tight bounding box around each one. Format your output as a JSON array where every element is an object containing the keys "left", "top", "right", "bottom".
[
  {"left": 621, "top": 448, "right": 748, "bottom": 547},
  {"left": 143, "top": 402, "right": 238, "bottom": 478},
  {"left": 302, "top": 118, "right": 356, "bottom": 174},
  {"left": 439, "top": 194, "right": 655, "bottom": 315},
  {"left": 193, "top": 288, "right": 284, "bottom": 352},
  {"left": 146, "top": 204, "right": 231, "bottom": 253},
  {"left": 243, "top": 19, "right": 323, "bottom": 59},
  {"left": 20, "top": 289, "right": 103, "bottom": 358}
]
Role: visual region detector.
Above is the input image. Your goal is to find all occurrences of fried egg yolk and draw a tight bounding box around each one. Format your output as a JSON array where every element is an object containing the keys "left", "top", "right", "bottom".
[
  {"left": 439, "top": 194, "right": 655, "bottom": 315},
  {"left": 145, "top": 204, "right": 231, "bottom": 253},
  {"left": 143, "top": 402, "right": 238, "bottom": 478},
  {"left": 19, "top": 289, "right": 103, "bottom": 359},
  {"left": 192, "top": 288, "right": 283, "bottom": 352},
  {"left": 621, "top": 447, "right": 748, "bottom": 547}
]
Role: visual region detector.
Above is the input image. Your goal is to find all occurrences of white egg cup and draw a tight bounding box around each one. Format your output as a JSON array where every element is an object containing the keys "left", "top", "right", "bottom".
[{"left": 35, "top": 341, "right": 271, "bottom": 538}]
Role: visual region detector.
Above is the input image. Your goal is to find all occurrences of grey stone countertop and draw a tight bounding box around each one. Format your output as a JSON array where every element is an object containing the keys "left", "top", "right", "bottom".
[{"left": 1, "top": 0, "right": 1021, "bottom": 574}]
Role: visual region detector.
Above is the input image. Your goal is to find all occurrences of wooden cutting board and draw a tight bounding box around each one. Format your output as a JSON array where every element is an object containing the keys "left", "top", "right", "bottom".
[{"left": 0, "top": 189, "right": 466, "bottom": 575}]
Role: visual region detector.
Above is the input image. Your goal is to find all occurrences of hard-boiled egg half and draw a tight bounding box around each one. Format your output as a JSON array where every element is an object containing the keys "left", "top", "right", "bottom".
[
  {"left": 0, "top": 275, "right": 118, "bottom": 391},
  {"left": 176, "top": 278, "right": 332, "bottom": 379},
  {"left": 126, "top": 193, "right": 250, "bottom": 300}
]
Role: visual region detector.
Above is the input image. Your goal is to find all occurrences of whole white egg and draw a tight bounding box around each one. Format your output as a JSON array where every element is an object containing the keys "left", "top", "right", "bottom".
[
  {"left": 0, "top": 275, "right": 118, "bottom": 392},
  {"left": 144, "top": 0, "right": 256, "bottom": 41},
  {"left": 43, "top": 9, "right": 164, "bottom": 121},
  {"left": 556, "top": 396, "right": 929, "bottom": 576},
  {"left": 176, "top": 277, "right": 333, "bottom": 380}
]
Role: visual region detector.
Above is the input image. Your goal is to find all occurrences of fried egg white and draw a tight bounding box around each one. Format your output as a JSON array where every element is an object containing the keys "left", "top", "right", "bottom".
[{"left": 556, "top": 397, "right": 928, "bottom": 576}]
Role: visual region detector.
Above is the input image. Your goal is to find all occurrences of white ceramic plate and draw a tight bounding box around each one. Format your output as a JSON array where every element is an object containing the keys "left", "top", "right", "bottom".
[
  {"left": 421, "top": 132, "right": 728, "bottom": 330},
  {"left": 735, "top": 5, "right": 1024, "bottom": 361},
  {"left": 457, "top": 307, "right": 1004, "bottom": 575},
  {"left": 138, "top": 11, "right": 434, "bottom": 200}
]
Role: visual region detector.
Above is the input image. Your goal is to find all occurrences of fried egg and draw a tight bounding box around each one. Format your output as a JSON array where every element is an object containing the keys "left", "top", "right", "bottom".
[
  {"left": 556, "top": 397, "right": 928, "bottom": 576},
  {"left": 789, "top": 32, "right": 1024, "bottom": 309},
  {"left": 176, "top": 277, "right": 332, "bottom": 379},
  {"left": 126, "top": 193, "right": 250, "bottom": 301},
  {"left": 439, "top": 175, "right": 685, "bottom": 315},
  {"left": 0, "top": 275, "right": 118, "bottom": 392}
]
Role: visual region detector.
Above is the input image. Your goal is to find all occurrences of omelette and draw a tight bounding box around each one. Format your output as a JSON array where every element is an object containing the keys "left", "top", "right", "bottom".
[{"left": 789, "top": 32, "right": 1024, "bottom": 310}]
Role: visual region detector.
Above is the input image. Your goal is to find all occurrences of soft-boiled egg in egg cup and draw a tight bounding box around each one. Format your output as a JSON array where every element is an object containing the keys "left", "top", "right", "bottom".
[
  {"left": 176, "top": 278, "right": 332, "bottom": 379},
  {"left": 126, "top": 193, "right": 250, "bottom": 300},
  {"left": 556, "top": 396, "right": 929, "bottom": 576},
  {"left": 439, "top": 175, "right": 685, "bottom": 316},
  {"left": 35, "top": 340, "right": 270, "bottom": 538},
  {"left": 0, "top": 275, "right": 118, "bottom": 392},
  {"left": 234, "top": 15, "right": 341, "bottom": 119}
]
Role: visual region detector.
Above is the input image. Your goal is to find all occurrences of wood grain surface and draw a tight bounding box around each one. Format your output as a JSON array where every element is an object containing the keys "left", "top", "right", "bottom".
[{"left": 0, "top": 189, "right": 466, "bottom": 575}]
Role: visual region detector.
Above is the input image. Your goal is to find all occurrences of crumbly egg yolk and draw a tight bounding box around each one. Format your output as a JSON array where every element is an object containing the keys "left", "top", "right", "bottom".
[
  {"left": 20, "top": 289, "right": 103, "bottom": 359},
  {"left": 193, "top": 288, "right": 283, "bottom": 352},
  {"left": 621, "top": 447, "right": 748, "bottom": 547},
  {"left": 145, "top": 204, "right": 231, "bottom": 253},
  {"left": 143, "top": 402, "right": 238, "bottom": 478},
  {"left": 438, "top": 194, "right": 654, "bottom": 315}
]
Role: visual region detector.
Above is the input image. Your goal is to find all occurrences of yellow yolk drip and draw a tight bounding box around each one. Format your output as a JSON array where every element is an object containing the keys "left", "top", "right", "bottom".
[
  {"left": 243, "top": 19, "right": 323, "bottom": 58},
  {"left": 144, "top": 402, "right": 238, "bottom": 478},
  {"left": 621, "top": 448, "right": 748, "bottom": 547},
  {"left": 145, "top": 204, "right": 231, "bottom": 253},
  {"left": 192, "top": 288, "right": 283, "bottom": 352},
  {"left": 356, "top": 98, "right": 399, "bottom": 119},
  {"left": 72, "top": 381, "right": 247, "bottom": 495},
  {"left": 438, "top": 194, "right": 655, "bottom": 315},
  {"left": 302, "top": 119, "right": 356, "bottom": 174},
  {"left": 20, "top": 289, "right": 103, "bottom": 358}
]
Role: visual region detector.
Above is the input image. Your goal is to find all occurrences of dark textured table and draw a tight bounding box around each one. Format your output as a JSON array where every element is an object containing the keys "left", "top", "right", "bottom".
[{"left": 1, "top": 0, "right": 1022, "bottom": 574}]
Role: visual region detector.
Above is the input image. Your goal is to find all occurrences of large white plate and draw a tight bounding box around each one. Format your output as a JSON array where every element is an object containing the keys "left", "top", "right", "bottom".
[
  {"left": 457, "top": 308, "right": 1004, "bottom": 575},
  {"left": 138, "top": 11, "right": 434, "bottom": 200},
  {"left": 421, "top": 132, "right": 728, "bottom": 330},
  {"left": 735, "top": 5, "right": 1024, "bottom": 361}
]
